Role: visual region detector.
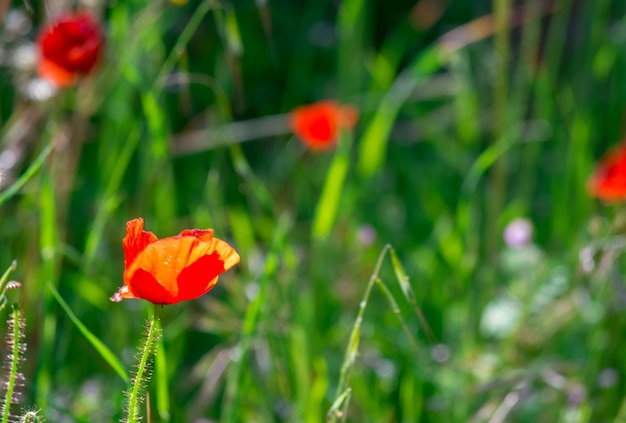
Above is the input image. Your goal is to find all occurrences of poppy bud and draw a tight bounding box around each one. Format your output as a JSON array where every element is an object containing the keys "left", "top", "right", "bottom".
[{"left": 36, "top": 12, "right": 103, "bottom": 87}]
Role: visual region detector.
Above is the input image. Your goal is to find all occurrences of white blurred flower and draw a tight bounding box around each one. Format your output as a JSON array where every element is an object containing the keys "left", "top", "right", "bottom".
[
  {"left": 11, "top": 43, "right": 37, "bottom": 70},
  {"left": 4, "top": 10, "right": 32, "bottom": 40},
  {"left": 480, "top": 295, "right": 521, "bottom": 338},
  {"left": 26, "top": 78, "right": 57, "bottom": 102}
]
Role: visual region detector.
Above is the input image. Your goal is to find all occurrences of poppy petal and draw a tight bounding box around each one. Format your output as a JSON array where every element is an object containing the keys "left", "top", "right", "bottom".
[
  {"left": 179, "top": 228, "right": 214, "bottom": 242},
  {"left": 37, "top": 59, "right": 76, "bottom": 87},
  {"left": 588, "top": 142, "right": 626, "bottom": 202},
  {"left": 113, "top": 218, "right": 240, "bottom": 305},
  {"left": 123, "top": 218, "right": 158, "bottom": 269},
  {"left": 37, "top": 12, "right": 103, "bottom": 86},
  {"left": 289, "top": 100, "right": 360, "bottom": 151},
  {"left": 125, "top": 268, "right": 172, "bottom": 304},
  {"left": 175, "top": 254, "right": 224, "bottom": 302},
  {"left": 289, "top": 101, "right": 340, "bottom": 150}
]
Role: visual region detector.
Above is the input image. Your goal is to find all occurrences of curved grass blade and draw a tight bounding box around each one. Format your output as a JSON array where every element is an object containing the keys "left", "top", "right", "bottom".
[
  {"left": 47, "top": 282, "right": 129, "bottom": 384},
  {"left": 0, "top": 142, "right": 53, "bottom": 208},
  {"left": 0, "top": 261, "right": 17, "bottom": 313},
  {"left": 328, "top": 245, "right": 390, "bottom": 423},
  {"left": 356, "top": 47, "right": 441, "bottom": 179},
  {"left": 326, "top": 388, "right": 351, "bottom": 423}
]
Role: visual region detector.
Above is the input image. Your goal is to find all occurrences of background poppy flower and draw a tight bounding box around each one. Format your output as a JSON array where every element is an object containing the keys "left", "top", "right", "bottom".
[
  {"left": 110, "top": 218, "right": 240, "bottom": 305},
  {"left": 587, "top": 142, "right": 626, "bottom": 202},
  {"left": 289, "top": 100, "right": 359, "bottom": 150},
  {"left": 37, "top": 12, "right": 103, "bottom": 87}
]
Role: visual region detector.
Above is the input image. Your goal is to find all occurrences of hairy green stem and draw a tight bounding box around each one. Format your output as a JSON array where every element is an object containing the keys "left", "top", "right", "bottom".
[
  {"left": 2, "top": 305, "right": 21, "bottom": 423},
  {"left": 126, "top": 305, "right": 162, "bottom": 423}
]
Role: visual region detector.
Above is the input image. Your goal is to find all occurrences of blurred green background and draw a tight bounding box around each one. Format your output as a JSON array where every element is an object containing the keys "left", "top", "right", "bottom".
[{"left": 1, "top": 0, "right": 626, "bottom": 421}]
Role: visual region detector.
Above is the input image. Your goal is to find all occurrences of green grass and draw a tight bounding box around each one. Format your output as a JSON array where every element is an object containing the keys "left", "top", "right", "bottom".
[{"left": 1, "top": 0, "right": 626, "bottom": 421}]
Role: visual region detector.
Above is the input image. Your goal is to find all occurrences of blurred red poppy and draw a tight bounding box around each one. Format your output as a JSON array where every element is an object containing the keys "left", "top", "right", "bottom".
[
  {"left": 37, "top": 12, "right": 103, "bottom": 87},
  {"left": 588, "top": 142, "right": 626, "bottom": 202},
  {"left": 110, "top": 218, "right": 240, "bottom": 305},
  {"left": 289, "top": 100, "right": 359, "bottom": 150}
]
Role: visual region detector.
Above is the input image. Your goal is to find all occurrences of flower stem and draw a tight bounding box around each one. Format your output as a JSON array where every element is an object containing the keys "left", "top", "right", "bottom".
[
  {"left": 125, "top": 305, "right": 162, "bottom": 423},
  {"left": 2, "top": 305, "right": 22, "bottom": 423}
]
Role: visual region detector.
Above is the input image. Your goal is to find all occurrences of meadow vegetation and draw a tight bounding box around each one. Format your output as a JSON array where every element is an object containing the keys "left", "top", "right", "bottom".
[{"left": 0, "top": 0, "right": 625, "bottom": 422}]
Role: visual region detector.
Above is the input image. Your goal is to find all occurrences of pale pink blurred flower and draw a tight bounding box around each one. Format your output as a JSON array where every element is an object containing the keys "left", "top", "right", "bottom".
[
  {"left": 503, "top": 218, "right": 533, "bottom": 249},
  {"left": 356, "top": 224, "right": 377, "bottom": 246}
]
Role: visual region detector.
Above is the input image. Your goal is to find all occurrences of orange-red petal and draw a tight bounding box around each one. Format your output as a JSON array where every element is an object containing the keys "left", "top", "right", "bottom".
[
  {"left": 37, "top": 59, "right": 76, "bottom": 87},
  {"left": 112, "top": 219, "right": 240, "bottom": 304},
  {"left": 588, "top": 142, "right": 626, "bottom": 202},
  {"left": 37, "top": 12, "right": 103, "bottom": 87},
  {"left": 123, "top": 218, "right": 158, "bottom": 269},
  {"left": 289, "top": 101, "right": 340, "bottom": 150},
  {"left": 289, "top": 100, "right": 359, "bottom": 151}
]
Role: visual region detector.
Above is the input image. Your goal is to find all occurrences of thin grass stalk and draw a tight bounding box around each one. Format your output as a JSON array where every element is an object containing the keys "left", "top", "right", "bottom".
[
  {"left": 125, "top": 305, "right": 162, "bottom": 423},
  {"left": 487, "top": 0, "right": 511, "bottom": 257},
  {"left": 328, "top": 245, "right": 390, "bottom": 423}
]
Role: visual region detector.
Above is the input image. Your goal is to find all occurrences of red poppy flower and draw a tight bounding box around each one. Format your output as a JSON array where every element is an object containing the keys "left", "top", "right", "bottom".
[
  {"left": 588, "top": 142, "right": 626, "bottom": 202},
  {"left": 289, "top": 100, "right": 359, "bottom": 150},
  {"left": 110, "top": 218, "right": 240, "bottom": 305},
  {"left": 37, "top": 12, "right": 103, "bottom": 87}
]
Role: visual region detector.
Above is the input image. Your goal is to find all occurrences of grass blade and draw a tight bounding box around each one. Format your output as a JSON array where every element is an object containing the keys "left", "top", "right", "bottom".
[
  {"left": 312, "top": 130, "right": 352, "bottom": 241},
  {"left": 0, "top": 260, "right": 17, "bottom": 313},
  {"left": 47, "top": 282, "right": 130, "bottom": 384},
  {"left": 0, "top": 142, "right": 53, "bottom": 208},
  {"left": 356, "top": 46, "right": 442, "bottom": 179}
]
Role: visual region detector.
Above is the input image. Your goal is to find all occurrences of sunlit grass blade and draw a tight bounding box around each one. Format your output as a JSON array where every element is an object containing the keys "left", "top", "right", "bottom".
[
  {"left": 47, "top": 282, "right": 130, "bottom": 384},
  {"left": 357, "top": 46, "right": 442, "bottom": 179},
  {"left": 0, "top": 142, "right": 53, "bottom": 208},
  {"left": 312, "top": 130, "right": 352, "bottom": 241},
  {"left": 36, "top": 170, "right": 59, "bottom": 412},
  {"left": 462, "top": 130, "right": 517, "bottom": 195},
  {"left": 155, "top": 331, "right": 170, "bottom": 421}
]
